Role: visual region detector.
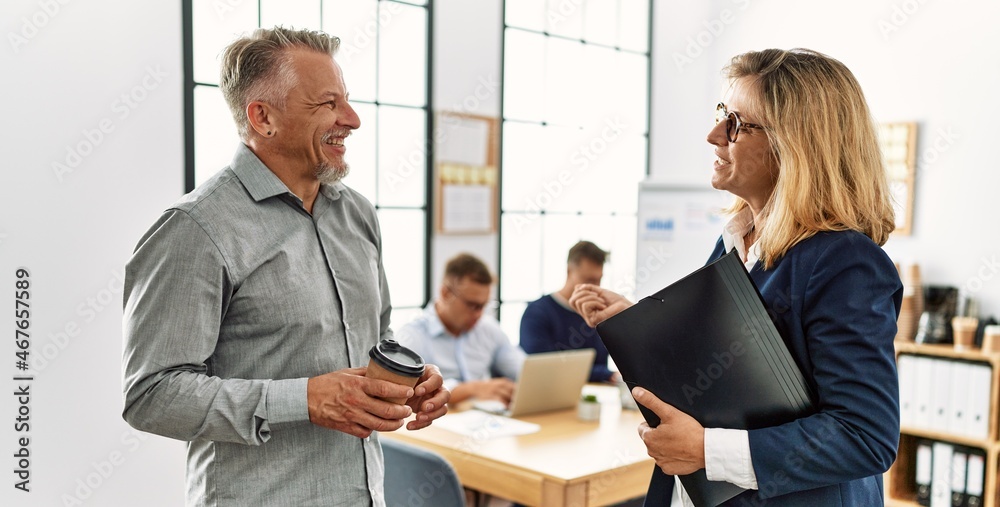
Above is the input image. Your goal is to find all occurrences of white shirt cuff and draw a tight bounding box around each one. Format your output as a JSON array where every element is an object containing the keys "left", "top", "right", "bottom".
[{"left": 704, "top": 428, "right": 758, "bottom": 490}]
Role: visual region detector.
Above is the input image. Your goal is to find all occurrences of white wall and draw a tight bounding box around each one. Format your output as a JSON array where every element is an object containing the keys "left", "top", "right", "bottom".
[
  {"left": 2, "top": 1, "right": 187, "bottom": 505},
  {"left": 650, "top": 0, "right": 1000, "bottom": 316}
]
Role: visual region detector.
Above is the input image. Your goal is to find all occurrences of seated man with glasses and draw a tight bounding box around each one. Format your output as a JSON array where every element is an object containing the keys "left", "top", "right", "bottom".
[{"left": 397, "top": 253, "right": 525, "bottom": 406}]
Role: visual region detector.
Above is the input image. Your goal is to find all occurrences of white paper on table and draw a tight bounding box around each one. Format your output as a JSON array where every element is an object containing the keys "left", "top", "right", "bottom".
[{"left": 432, "top": 410, "right": 540, "bottom": 439}]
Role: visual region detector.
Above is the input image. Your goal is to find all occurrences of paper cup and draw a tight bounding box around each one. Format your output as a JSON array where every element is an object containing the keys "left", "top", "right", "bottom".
[
  {"left": 366, "top": 340, "right": 425, "bottom": 404},
  {"left": 952, "top": 317, "right": 979, "bottom": 350}
]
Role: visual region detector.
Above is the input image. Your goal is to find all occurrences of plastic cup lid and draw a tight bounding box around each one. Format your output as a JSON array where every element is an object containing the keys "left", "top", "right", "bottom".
[{"left": 369, "top": 340, "right": 425, "bottom": 377}]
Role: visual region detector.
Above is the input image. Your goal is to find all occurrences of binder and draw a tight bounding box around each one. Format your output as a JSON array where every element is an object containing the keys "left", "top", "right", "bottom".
[
  {"left": 965, "top": 448, "right": 985, "bottom": 507},
  {"left": 950, "top": 446, "right": 967, "bottom": 507},
  {"left": 948, "top": 362, "right": 970, "bottom": 434},
  {"left": 966, "top": 363, "right": 992, "bottom": 439},
  {"left": 930, "top": 359, "right": 953, "bottom": 432},
  {"left": 915, "top": 439, "right": 932, "bottom": 506},
  {"left": 930, "top": 441, "right": 953, "bottom": 507},
  {"left": 914, "top": 356, "right": 934, "bottom": 428},
  {"left": 898, "top": 354, "right": 916, "bottom": 426},
  {"left": 596, "top": 250, "right": 815, "bottom": 507}
]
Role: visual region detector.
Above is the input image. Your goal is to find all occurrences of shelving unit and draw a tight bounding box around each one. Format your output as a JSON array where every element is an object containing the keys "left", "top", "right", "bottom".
[{"left": 887, "top": 341, "right": 1000, "bottom": 506}]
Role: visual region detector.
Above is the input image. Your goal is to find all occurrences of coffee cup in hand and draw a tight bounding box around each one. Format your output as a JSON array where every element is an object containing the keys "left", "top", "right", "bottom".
[{"left": 366, "top": 340, "right": 425, "bottom": 405}]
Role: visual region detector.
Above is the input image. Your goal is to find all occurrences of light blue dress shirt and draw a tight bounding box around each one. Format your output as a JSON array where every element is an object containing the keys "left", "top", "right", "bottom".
[{"left": 395, "top": 305, "right": 524, "bottom": 391}]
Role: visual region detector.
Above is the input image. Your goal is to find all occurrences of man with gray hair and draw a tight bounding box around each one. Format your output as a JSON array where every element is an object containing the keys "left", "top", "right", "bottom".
[{"left": 122, "top": 27, "right": 449, "bottom": 506}]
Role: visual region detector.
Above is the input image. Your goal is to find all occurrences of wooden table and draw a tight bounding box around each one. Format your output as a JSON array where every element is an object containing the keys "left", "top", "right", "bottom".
[{"left": 382, "top": 385, "right": 654, "bottom": 506}]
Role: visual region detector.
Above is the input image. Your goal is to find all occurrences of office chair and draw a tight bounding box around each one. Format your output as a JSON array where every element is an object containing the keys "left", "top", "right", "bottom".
[{"left": 381, "top": 438, "right": 465, "bottom": 507}]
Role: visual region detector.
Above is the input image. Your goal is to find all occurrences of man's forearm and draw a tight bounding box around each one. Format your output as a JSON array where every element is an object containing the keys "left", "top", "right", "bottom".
[
  {"left": 123, "top": 367, "right": 310, "bottom": 445},
  {"left": 448, "top": 380, "right": 480, "bottom": 404}
]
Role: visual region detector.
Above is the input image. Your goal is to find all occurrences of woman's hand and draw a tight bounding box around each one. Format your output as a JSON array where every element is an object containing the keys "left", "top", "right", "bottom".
[
  {"left": 569, "top": 284, "right": 632, "bottom": 327},
  {"left": 633, "top": 387, "right": 706, "bottom": 476}
]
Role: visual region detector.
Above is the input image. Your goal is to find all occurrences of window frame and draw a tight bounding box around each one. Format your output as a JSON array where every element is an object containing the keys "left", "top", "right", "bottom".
[
  {"left": 181, "top": 0, "right": 435, "bottom": 310},
  {"left": 497, "top": 0, "right": 654, "bottom": 330}
]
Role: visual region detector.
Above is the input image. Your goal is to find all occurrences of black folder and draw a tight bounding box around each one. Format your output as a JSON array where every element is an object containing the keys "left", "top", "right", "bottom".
[{"left": 596, "top": 250, "right": 815, "bottom": 506}]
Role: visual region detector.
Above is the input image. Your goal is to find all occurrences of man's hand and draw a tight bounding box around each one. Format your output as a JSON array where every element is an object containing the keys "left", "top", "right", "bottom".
[
  {"left": 405, "top": 364, "right": 451, "bottom": 431},
  {"left": 569, "top": 284, "right": 632, "bottom": 327},
  {"left": 307, "top": 367, "right": 414, "bottom": 439},
  {"left": 632, "top": 387, "right": 706, "bottom": 476},
  {"left": 476, "top": 378, "right": 516, "bottom": 404},
  {"left": 448, "top": 377, "right": 516, "bottom": 405}
]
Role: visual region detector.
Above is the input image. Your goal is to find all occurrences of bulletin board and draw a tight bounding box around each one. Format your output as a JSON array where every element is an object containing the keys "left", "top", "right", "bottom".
[
  {"left": 879, "top": 122, "right": 918, "bottom": 236},
  {"left": 434, "top": 112, "right": 500, "bottom": 234}
]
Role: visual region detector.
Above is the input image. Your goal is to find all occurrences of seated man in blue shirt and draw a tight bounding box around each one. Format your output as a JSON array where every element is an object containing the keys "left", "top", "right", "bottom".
[
  {"left": 520, "top": 241, "right": 618, "bottom": 383},
  {"left": 397, "top": 253, "right": 525, "bottom": 406}
]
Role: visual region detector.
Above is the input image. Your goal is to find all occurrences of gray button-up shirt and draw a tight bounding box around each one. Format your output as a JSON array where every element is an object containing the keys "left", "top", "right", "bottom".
[{"left": 122, "top": 144, "right": 390, "bottom": 506}]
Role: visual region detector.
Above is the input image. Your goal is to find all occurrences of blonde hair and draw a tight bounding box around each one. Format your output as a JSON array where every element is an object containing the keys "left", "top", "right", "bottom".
[
  {"left": 220, "top": 27, "right": 340, "bottom": 140},
  {"left": 723, "top": 48, "right": 895, "bottom": 268}
]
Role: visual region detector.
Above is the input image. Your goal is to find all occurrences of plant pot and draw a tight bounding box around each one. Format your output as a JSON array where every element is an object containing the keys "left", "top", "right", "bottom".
[{"left": 577, "top": 400, "right": 601, "bottom": 421}]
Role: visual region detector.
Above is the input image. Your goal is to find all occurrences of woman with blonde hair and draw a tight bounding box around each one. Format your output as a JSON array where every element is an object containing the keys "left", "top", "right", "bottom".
[{"left": 572, "top": 48, "right": 902, "bottom": 506}]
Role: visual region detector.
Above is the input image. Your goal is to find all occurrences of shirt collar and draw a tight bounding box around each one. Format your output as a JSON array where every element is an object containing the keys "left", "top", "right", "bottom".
[
  {"left": 229, "top": 144, "right": 293, "bottom": 202},
  {"left": 721, "top": 207, "right": 761, "bottom": 270},
  {"left": 229, "top": 143, "right": 345, "bottom": 203},
  {"left": 422, "top": 302, "right": 449, "bottom": 338}
]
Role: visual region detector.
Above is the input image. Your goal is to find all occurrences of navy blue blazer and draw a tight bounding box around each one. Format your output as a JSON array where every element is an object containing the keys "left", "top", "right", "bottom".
[{"left": 645, "top": 230, "right": 903, "bottom": 506}]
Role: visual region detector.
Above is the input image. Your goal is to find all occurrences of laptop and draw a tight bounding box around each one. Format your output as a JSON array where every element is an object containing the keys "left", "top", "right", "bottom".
[{"left": 473, "top": 348, "right": 596, "bottom": 418}]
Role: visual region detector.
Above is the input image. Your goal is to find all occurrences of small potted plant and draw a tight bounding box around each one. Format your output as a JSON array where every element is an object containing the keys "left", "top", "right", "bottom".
[{"left": 577, "top": 393, "right": 601, "bottom": 421}]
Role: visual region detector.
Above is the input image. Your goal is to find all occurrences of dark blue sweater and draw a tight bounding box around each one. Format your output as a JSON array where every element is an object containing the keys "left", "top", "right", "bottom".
[
  {"left": 519, "top": 294, "right": 614, "bottom": 383},
  {"left": 647, "top": 230, "right": 903, "bottom": 506}
]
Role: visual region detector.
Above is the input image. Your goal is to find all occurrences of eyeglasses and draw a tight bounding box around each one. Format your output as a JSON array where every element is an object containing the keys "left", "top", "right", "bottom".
[
  {"left": 445, "top": 285, "right": 495, "bottom": 312},
  {"left": 716, "top": 102, "right": 766, "bottom": 143}
]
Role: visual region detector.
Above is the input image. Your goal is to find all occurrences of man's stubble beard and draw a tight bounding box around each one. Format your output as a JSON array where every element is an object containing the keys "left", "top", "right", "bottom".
[{"left": 316, "top": 161, "right": 349, "bottom": 185}]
